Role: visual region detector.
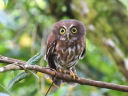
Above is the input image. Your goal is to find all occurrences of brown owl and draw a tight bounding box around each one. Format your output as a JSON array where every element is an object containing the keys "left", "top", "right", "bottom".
[{"left": 45, "top": 19, "right": 86, "bottom": 86}]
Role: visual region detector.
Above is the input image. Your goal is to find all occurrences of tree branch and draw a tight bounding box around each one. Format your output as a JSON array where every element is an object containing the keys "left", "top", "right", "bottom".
[{"left": 0, "top": 56, "right": 128, "bottom": 92}]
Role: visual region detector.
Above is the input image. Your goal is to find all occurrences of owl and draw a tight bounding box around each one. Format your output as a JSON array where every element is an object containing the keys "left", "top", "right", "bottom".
[{"left": 45, "top": 19, "right": 86, "bottom": 86}]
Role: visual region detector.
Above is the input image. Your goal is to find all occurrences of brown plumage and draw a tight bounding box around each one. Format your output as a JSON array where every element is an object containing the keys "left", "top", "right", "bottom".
[{"left": 45, "top": 19, "right": 86, "bottom": 86}]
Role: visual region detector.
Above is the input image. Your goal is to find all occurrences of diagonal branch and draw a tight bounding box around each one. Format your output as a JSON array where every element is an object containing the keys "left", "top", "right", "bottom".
[{"left": 0, "top": 56, "right": 128, "bottom": 92}]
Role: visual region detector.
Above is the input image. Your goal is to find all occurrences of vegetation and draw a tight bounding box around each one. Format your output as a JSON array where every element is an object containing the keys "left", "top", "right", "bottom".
[{"left": 0, "top": 0, "right": 128, "bottom": 96}]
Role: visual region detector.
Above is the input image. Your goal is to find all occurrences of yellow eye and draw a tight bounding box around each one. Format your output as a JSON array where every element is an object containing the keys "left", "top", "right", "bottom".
[
  {"left": 59, "top": 28, "right": 66, "bottom": 34},
  {"left": 71, "top": 27, "right": 77, "bottom": 33}
]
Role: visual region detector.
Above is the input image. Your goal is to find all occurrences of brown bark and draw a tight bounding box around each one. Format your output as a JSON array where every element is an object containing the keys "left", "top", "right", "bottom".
[{"left": 0, "top": 56, "right": 128, "bottom": 92}]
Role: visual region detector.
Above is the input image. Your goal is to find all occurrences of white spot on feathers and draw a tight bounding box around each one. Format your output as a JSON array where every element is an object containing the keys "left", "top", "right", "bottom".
[
  {"left": 77, "top": 44, "right": 81, "bottom": 50},
  {"left": 60, "top": 37, "right": 66, "bottom": 41}
]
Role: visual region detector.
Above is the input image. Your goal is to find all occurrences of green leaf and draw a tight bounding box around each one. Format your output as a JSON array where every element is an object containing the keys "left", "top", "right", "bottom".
[
  {"left": 26, "top": 52, "right": 43, "bottom": 65},
  {"left": 28, "top": 70, "right": 39, "bottom": 79},
  {"left": 7, "top": 52, "right": 43, "bottom": 89},
  {"left": 8, "top": 72, "right": 28, "bottom": 89}
]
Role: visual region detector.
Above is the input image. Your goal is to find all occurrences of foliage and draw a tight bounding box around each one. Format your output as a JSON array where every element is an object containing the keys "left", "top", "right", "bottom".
[
  {"left": 0, "top": 0, "right": 8, "bottom": 10},
  {"left": 119, "top": 0, "right": 128, "bottom": 10},
  {"left": 0, "top": 0, "right": 128, "bottom": 96}
]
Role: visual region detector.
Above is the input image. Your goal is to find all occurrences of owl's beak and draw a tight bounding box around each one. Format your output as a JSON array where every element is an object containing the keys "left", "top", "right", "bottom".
[{"left": 67, "top": 32, "right": 70, "bottom": 40}]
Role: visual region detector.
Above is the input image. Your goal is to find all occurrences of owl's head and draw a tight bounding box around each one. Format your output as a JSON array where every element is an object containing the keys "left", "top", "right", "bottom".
[{"left": 52, "top": 19, "right": 86, "bottom": 41}]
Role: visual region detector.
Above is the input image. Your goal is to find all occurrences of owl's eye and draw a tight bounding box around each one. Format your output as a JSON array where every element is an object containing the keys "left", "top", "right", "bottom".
[
  {"left": 59, "top": 28, "right": 66, "bottom": 34},
  {"left": 71, "top": 27, "right": 77, "bottom": 33}
]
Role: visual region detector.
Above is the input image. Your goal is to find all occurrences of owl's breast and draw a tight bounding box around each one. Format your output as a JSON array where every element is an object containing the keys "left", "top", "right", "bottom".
[{"left": 54, "top": 40, "right": 83, "bottom": 68}]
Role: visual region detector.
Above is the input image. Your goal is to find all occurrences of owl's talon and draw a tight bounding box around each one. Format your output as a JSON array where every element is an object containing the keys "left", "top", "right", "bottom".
[
  {"left": 70, "top": 71, "right": 76, "bottom": 80},
  {"left": 56, "top": 67, "right": 62, "bottom": 72},
  {"left": 62, "top": 70, "right": 66, "bottom": 74},
  {"left": 75, "top": 75, "right": 80, "bottom": 80},
  {"left": 57, "top": 68, "right": 67, "bottom": 74},
  {"left": 59, "top": 69, "right": 62, "bottom": 72},
  {"left": 77, "top": 77, "right": 80, "bottom": 80}
]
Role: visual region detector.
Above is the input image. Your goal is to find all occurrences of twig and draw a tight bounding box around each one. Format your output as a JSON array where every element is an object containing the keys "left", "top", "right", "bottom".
[
  {"left": 0, "top": 56, "right": 128, "bottom": 92},
  {"left": 45, "top": 69, "right": 57, "bottom": 96},
  {"left": 45, "top": 81, "right": 54, "bottom": 96}
]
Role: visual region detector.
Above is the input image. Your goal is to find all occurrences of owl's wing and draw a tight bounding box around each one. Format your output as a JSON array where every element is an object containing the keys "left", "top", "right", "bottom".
[
  {"left": 79, "top": 37, "right": 86, "bottom": 59},
  {"left": 79, "top": 48, "right": 86, "bottom": 59},
  {"left": 45, "top": 33, "right": 61, "bottom": 86},
  {"left": 45, "top": 32, "right": 57, "bottom": 70}
]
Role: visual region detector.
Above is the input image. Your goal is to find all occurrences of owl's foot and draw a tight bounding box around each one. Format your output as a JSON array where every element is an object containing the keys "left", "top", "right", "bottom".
[
  {"left": 69, "top": 70, "right": 79, "bottom": 80},
  {"left": 62, "top": 70, "right": 66, "bottom": 74},
  {"left": 69, "top": 71, "right": 76, "bottom": 80},
  {"left": 76, "top": 76, "right": 80, "bottom": 80},
  {"left": 56, "top": 67, "right": 62, "bottom": 72},
  {"left": 56, "top": 67, "right": 67, "bottom": 74}
]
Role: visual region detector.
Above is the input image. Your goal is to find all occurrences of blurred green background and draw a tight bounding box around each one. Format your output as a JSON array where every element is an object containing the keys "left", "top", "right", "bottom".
[{"left": 0, "top": 0, "right": 128, "bottom": 96}]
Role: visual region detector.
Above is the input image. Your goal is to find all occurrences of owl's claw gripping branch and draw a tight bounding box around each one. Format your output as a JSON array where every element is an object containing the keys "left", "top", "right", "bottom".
[
  {"left": 62, "top": 70, "right": 66, "bottom": 74},
  {"left": 56, "top": 67, "right": 79, "bottom": 81},
  {"left": 56, "top": 67, "right": 67, "bottom": 74},
  {"left": 69, "top": 70, "right": 76, "bottom": 80},
  {"left": 56, "top": 67, "right": 62, "bottom": 72}
]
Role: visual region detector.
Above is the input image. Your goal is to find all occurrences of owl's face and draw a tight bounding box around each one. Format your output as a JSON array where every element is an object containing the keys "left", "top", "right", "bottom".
[{"left": 52, "top": 19, "right": 85, "bottom": 41}]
